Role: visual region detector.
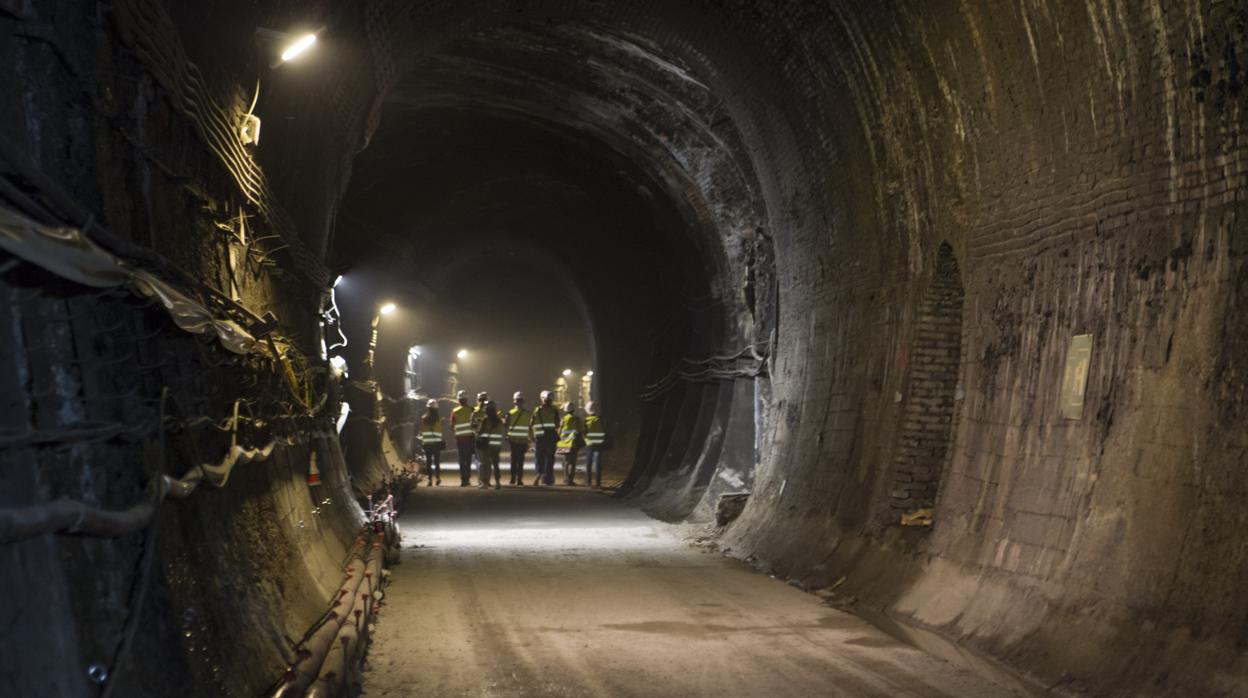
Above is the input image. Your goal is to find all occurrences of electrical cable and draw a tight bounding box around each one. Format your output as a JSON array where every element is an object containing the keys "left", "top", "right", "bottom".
[{"left": 98, "top": 388, "right": 168, "bottom": 698}]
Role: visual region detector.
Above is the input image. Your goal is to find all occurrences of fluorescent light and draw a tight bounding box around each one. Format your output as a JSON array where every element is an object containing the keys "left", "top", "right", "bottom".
[
  {"left": 378, "top": 302, "right": 396, "bottom": 315},
  {"left": 281, "top": 33, "right": 317, "bottom": 62}
]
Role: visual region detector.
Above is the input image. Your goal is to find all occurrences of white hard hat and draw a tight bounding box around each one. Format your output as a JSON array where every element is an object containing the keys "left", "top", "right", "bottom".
[
  {"left": 513, "top": 391, "right": 524, "bottom": 401},
  {"left": 539, "top": 390, "right": 552, "bottom": 401},
  {"left": 586, "top": 401, "right": 597, "bottom": 414},
  {"left": 426, "top": 399, "right": 439, "bottom": 409},
  {"left": 456, "top": 390, "right": 468, "bottom": 400}
]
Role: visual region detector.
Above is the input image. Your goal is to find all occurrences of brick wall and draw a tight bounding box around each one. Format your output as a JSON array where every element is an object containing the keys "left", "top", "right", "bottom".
[{"left": 889, "top": 243, "right": 963, "bottom": 519}]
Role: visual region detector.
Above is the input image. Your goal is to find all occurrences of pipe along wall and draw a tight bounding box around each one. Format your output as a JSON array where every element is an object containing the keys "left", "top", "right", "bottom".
[{"left": 3, "top": 1, "right": 1248, "bottom": 697}]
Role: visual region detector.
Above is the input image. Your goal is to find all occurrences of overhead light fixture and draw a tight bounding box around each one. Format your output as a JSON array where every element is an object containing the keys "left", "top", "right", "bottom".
[
  {"left": 280, "top": 33, "right": 317, "bottom": 62},
  {"left": 378, "top": 302, "right": 396, "bottom": 316}
]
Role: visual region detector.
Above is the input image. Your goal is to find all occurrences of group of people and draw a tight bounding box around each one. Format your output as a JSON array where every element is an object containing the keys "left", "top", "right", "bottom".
[{"left": 417, "top": 389, "right": 607, "bottom": 489}]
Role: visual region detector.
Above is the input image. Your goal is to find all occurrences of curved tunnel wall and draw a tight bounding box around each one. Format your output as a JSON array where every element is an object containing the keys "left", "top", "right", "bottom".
[{"left": 1, "top": 1, "right": 1246, "bottom": 696}]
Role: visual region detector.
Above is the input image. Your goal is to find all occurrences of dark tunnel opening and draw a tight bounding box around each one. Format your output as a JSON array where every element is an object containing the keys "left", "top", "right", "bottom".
[{"left": 2, "top": 2, "right": 1247, "bottom": 697}]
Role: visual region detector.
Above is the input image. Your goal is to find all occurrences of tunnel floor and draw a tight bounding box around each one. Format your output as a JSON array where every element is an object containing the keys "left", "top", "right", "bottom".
[{"left": 360, "top": 488, "right": 1013, "bottom": 697}]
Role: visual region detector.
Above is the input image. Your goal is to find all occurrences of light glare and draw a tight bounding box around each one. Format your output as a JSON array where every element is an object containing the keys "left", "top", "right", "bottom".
[
  {"left": 281, "top": 33, "right": 317, "bottom": 62},
  {"left": 378, "top": 302, "right": 396, "bottom": 315},
  {"left": 457, "top": 349, "right": 469, "bottom": 360},
  {"left": 562, "top": 369, "right": 573, "bottom": 377}
]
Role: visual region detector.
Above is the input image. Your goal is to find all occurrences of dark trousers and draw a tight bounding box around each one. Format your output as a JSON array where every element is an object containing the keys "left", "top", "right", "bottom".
[
  {"left": 563, "top": 448, "right": 580, "bottom": 484},
  {"left": 533, "top": 435, "right": 556, "bottom": 484},
  {"left": 456, "top": 438, "right": 474, "bottom": 485},
  {"left": 509, "top": 442, "right": 527, "bottom": 484},
  {"left": 423, "top": 445, "right": 442, "bottom": 481},
  {"left": 480, "top": 447, "right": 501, "bottom": 487},
  {"left": 586, "top": 446, "right": 604, "bottom": 487}
]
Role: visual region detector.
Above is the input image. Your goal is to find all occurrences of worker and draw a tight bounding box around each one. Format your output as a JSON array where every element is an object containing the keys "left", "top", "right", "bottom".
[
  {"left": 531, "top": 390, "right": 560, "bottom": 485},
  {"left": 419, "top": 399, "right": 445, "bottom": 487},
  {"left": 557, "top": 401, "right": 585, "bottom": 485},
  {"left": 506, "top": 391, "right": 532, "bottom": 485},
  {"left": 450, "top": 390, "right": 475, "bottom": 486},
  {"left": 471, "top": 391, "right": 489, "bottom": 485},
  {"left": 475, "top": 400, "right": 505, "bottom": 490},
  {"left": 584, "top": 401, "right": 607, "bottom": 488}
]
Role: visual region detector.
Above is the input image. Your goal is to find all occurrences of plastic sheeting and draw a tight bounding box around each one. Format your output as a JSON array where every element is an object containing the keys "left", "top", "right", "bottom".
[{"left": 0, "top": 204, "right": 258, "bottom": 354}]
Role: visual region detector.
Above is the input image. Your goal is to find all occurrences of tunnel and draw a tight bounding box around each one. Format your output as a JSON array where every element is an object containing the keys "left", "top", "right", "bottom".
[{"left": 1, "top": 1, "right": 1246, "bottom": 696}]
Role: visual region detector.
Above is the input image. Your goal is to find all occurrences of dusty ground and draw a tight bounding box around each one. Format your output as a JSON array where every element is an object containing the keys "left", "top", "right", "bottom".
[{"left": 361, "top": 487, "right": 1014, "bottom": 697}]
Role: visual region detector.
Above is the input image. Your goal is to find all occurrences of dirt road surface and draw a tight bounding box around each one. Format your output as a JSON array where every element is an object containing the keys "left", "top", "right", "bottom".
[{"left": 361, "top": 487, "right": 1014, "bottom": 697}]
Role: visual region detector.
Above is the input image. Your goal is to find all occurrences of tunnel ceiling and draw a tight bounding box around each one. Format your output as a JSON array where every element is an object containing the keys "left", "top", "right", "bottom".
[{"left": 338, "top": 18, "right": 767, "bottom": 330}]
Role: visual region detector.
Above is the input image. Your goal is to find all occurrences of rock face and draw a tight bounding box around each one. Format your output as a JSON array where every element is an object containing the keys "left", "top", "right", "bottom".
[
  {"left": 1, "top": 1, "right": 1246, "bottom": 696},
  {"left": 715, "top": 493, "right": 752, "bottom": 528}
]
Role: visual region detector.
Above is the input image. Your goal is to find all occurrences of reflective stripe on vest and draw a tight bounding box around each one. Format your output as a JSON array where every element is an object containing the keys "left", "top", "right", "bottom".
[
  {"left": 533, "top": 406, "right": 559, "bottom": 432},
  {"left": 507, "top": 408, "right": 532, "bottom": 440},
  {"left": 585, "top": 416, "right": 605, "bottom": 445},
  {"left": 452, "top": 407, "right": 473, "bottom": 436},
  {"left": 420, "top": 417, "right": 443, "bottom": 445},
  {"left": 557, "top": 414, "right": 580, "bottom": 449}
]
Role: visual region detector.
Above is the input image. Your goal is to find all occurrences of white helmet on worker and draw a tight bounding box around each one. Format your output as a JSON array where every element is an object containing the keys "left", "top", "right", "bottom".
[
  {"left": 513, "top": 391, "right": 525, "bottom": 402},
  {"left": 426, "top": 399, "right": 438, "bottom": 409},
  {"left": 586, "top": 401, "right": 597, "bottom": 415},
  {"left": 540, "top": 390, "right": 553, "bottom": 404}
]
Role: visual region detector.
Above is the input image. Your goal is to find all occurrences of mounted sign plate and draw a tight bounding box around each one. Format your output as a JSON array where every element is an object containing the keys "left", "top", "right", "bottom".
[{"left": 1060, "top": 334, "right": 1093, "bottom": 420}]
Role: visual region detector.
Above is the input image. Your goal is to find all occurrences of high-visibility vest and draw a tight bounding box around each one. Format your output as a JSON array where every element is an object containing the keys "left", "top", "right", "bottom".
[
  {"left": 478, "top": 419, "right": 505, "bottom": 449},
  {"left": 420, "top": 417, "right": 444, "bottom": 446},
  {"left": 584, "top": 415, "right": 606, "bottom": 446},
  {"left": 451, "top": 405, "right": 474, "bottom": 438},
  {"left": 557, "top": 413, "right": 582, "bottom": 450},
  {"left": 471, "top": 405, "right": 486, "bottom": 431},
  {"left": 507, "top": 407, "right": 532, "bottom": 443},
  {"left": 532, "top": 404, "right": 559, "bottom": 436}
]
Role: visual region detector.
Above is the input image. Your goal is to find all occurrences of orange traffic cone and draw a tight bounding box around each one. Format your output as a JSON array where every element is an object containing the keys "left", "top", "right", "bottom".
[{"left": 308, "top": 452, "right": 322, "bottom": 487}]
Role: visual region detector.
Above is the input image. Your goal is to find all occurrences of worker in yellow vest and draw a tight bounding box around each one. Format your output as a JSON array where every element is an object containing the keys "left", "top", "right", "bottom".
[
  {"left": 471, "top": 391, "right": 489, "bottom": 486},
  {"left": 506, "top": 392, "right": 533, "bottom": 485},
  {"left": 450, "top": 390, "right": 475, "bottom": 486},
  {"left": 475, "top": 400, "right": 505, "bottom": 490},
  {"left": 584, "top": 401, "right": 607, "bottom": 488},
  {"left": 557, "top": 401, "right": 585, "bottom": 485},
  {"left": 531, "top": 390, "right": 560, "bottom": 485},
  {"left": 419, "top": 399, "right": 445, "bottom": 487}
]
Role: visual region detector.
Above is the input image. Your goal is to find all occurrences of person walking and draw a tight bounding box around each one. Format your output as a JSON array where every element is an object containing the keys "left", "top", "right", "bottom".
[
  {"left": 506, "top": 392, "right": 532, "bottom": 485},
  {"left": 584, "top": 401, "right": 607, "bottom": 488},
  {"left": 557, "top": 401, "right": 585, "bottom": 485},
  {"left": 531, "top": 390, "right": 560, "bottom": 485},
  {"left": 450, "top": 390, "right": 475, "bottom": 486},
  {"left": 471, "top": 391, "right": 489, "bottom": 485},
  {"left": 419, "top": 399, "right": 445, "bottom": 486},
  {"left": 475, "top": 400, "right": 505, "bottom": 490}
]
